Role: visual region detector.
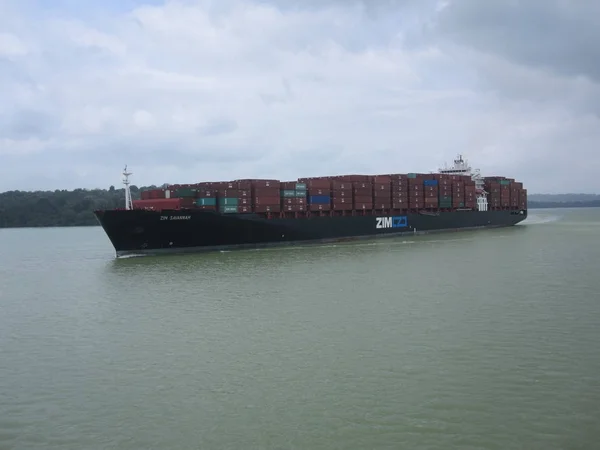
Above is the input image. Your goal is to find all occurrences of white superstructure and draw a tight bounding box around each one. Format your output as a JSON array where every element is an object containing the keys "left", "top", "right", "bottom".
[
  {"left": 438, "top": 155, "right": 488, "bottom": 211},
  {"left": 122, "top": 165, "right": 133, "bottom": 210}
]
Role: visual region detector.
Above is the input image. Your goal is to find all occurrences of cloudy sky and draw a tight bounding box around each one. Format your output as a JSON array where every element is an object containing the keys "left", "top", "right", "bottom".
[{"left": 1, "top": 0, "right": 598, "bottom": 194}]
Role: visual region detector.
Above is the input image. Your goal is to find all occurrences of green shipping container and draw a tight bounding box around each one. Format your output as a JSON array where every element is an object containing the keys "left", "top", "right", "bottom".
[
  {"left": 174, "top": 188, "right": 197, "bottom": 198},
  {"left": 220, "top": 205, "right": 238, "bottom": 213},
  {"left": 295, "top": 189, "right": 307, "bottom": 198},
  {"left": 407, "top": 173, "right": 417, "bottom": 178},
  {"left": 195, "top": 198, "right": 216, "bottom": 206},
  {"left": 500, "top": 180, "right": 510, "bottom": 185},
  {"left": 281, "top": 190, "right": 296, "bottom": 198},
  {"left": 439, "top": 195, "right": 452, "bottom": 201},
  {"left": 218, "top": 197, "right": 239, "bottom": 206},
  {"left": 295, "top": 183, "right": 307, "bottom": 190}
]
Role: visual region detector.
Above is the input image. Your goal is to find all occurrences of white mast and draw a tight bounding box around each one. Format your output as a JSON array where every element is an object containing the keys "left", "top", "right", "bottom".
[{"left": 122, "top": 165, "right": 133, "bottom": 210}]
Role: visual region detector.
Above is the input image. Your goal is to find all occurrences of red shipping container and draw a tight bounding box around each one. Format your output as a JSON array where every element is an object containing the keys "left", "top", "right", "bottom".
[
  {"left": 310, "top": 204, "right": 331, "bottom": 212},
  {"left": 392, "top": 198, "right": 409, "bottom": 208},
  {"left": 238, "top": 205, "right": 253, "bottom": 213},
  {"left": 354, "top": 195, "right": 372, "bottom": 203},
  {"left": 374, "top": 201, "right": 392, "bottom": 209},
  {"left": 197, "top": 189, "right": 216, "bottom": 198},
  {"left": 353, "top": 182, "right": 372, "bottom": 190},
  {"left": 354, "top": 202, "right": 373, "bottom": 210},
  {"left": 245, "top": 179, "right": 280, "bottom": 189},
  {"left": 304, "top": 179, "right": 331, "bottom": 189},
  {"left": 280, "top": 181, "right": 296, "bottom": 190},
  {"left": 254, "top": 204, "right": 281, "bottom": 213},
  {"left": 254, "top": 196, "right": 280, "bottom": 205},
  {"left": 196, "top": 205, "right": 217, "bottom": 211},
  {"left": 373, "top": 175, "right": 392, "bottom": 183},
  {"left": 283, "top": 204, "right": 306, "bottom": 212},
  {"left": 373, "top": 182, "right": 390, "bottom": 191},
  {"left": 309, "top": 188, "right": 330, "bottom": 196},
  {"left": 333, "top": 197, "right": 353, "bottom": 204},
  {"left": 425, "top": 198, "right": 438, "bottom": 206},
  {"left": 354, "top": 187, "right": 372, "bottom": 197},
  {"left": 374, "top": 190, "right": 391, "bottom": 199},
  {"left": 332, "top": 202, "right": 354, "bottom": 211},
  {"left": 217, "top": 188, "right": 239, "bottom": 197},
  {"left": 133, "top": 198, "right": 181, "bottom": 210},
  {"left": 392, "top": 192, "right": 408, "bottom": 200},
  {"left": 332, "top": 189, "right": 352, "bottom": 197},
  {"left": 234, "top": 180, "right": 253, "bottom": 190},
  {"left": 253, "top": 187, "right": 280, "bottom": 197},
  {"left": 425, "top": 191, "right": 437, "bottom": 198},
  {"left": 282, "top": 198, "right": 306, "bottom": 205},
  {"left": 332, "top": 180, "right": 352, "bottom": 190},
  {"left": 238, "top": 197, "right": 251, "bottom": 205}
]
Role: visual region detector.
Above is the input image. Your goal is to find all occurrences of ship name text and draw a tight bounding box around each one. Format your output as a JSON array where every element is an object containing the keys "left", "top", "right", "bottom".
[
  {"left": 375, "top": 216, "right": 408, "bottom": 229},
  {"left": 160, "top": 215, "right": 191, "bottom": 221}
]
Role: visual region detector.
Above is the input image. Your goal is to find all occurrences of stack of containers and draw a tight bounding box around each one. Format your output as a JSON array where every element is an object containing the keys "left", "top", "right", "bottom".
[
  {"left": 214, "top": 182, "right": 240, "bottom": 213},
  {"left": 306, "top": 178, "right": 331, "bottom": 212},
  {"left": 331, "top": 180, "right": 353, "bottom": 211},
  {"left": 280, "top": 182, "right": 307, "bottom": 212},
  {"left": 408, "top": 174, "right": 423, "bottom": 209},
  {"left": 195, "top": 186, "right": 217, "bottom": 210},
  {"left": 353, "top": 180, "right": 373, "bottom": 210},
  {"left": 500, "top": 179, "right": 511, "bottom": 207},
  {"left": 438, "top": 176, "right": 452, "bottom": 209},
  {"left": 510, "top": 182, "right": 522, "bottom": 209},
  {"left": 451, "top": 178, "right": 464, "bottom": 208},
  {"left": 251, "top": 179, "right": 281, "bottom": 213},
  {"left": 423, "top": 179, "right": 439, "bottom": 208},
  {"left": 390, "top": 174, "right": 409, "bottom": 209},
  {"left": 519, "top": 189, "right": 527, "bottom": 209},
  {"left": 373, "top": 175, "right": 392, "bottom": 210},
  {"left": 485, "top": 180, "right": 501, "bottom": 208},
  {"left": 234, "top": 180, "right": 253, "bottom": 213}
]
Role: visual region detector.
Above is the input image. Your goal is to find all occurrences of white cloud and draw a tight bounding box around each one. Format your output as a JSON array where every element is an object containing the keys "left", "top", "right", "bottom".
[{"left": 0, "top": 0, "right": 598, "bottom": 193}]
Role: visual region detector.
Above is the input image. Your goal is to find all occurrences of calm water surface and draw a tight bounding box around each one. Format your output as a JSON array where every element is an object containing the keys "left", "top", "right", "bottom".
[{"left": 1, "top": 208, "right": 599, "bottom": 449}]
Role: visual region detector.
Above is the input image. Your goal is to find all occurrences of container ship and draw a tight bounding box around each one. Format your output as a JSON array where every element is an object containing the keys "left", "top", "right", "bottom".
[{"left": 94, "top": 155, "right": 527, "bottom": 257}]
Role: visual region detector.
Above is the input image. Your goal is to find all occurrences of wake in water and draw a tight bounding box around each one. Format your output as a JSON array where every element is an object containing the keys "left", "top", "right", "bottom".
[{"left": 520, "top": 214, "right": 562, "bottom": 226}]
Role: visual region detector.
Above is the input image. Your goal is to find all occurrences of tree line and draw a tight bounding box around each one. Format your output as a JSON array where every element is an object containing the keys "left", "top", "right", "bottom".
[
  {"left": 0, "top": 185, "right": 155, "bottom": 228},
  {"left": 0, "top": 186, "right": 598, "bottom": 228}
]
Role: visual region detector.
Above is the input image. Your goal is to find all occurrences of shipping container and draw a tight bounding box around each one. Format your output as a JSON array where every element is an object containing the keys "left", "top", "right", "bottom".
[
  {"left": 218, "top": 197, "right": 239, "bottom": 206},
  {"left": 309, "top": 195, "right": 331, "bottom": 204},
  {"left": 373, "top": 182, "right": 390, "bottom": 191},
  {"left": 354, "top": 187, "right": 372, "bottom": 197},
  {"left": 195, "top": 198, "right": 216, "bottom": 206},
  {"left": 332, "top": 202, "right": 354, "bottom": 211},
  {"left": 197, "top": 190, "right": 216, "bottom": 198},
  {"left": 309, "top": 188, "right": 330, "bottom": 196},
  {"left": 332, "top": 197, "right": 352, "bottom": 204},
  {"left": 304, "top": 179, "right": 331, "bottom": 189},
  {"left": 332, "top": 180, "right": 352, "bottom": 190},
  {"left": 295, "top": 189, "right": 307, "bottom": 198},
  {"left": 283, "top": 204, "right": 306, "bottom": 212},
  {"left": 332, "top": 189, "right": 352, "bottom": 197},
  {"left": 254, "top": 196, "right": 280, "bottom": 205},
  {"left": 281, "top": 190, "right": 296, "bottom": 198},
  {"left": 133, "top": 198, "right": 181, "bottom": 210},
  {"left": 309, "top": 203, "right": 331, "bottom": 211},
  {"left": 254, "top": 204, "right": 281, "bottom": 213},
  {"left": 253, "top": 187, "right": 280, "bottom": 197},
  {"left": 354, "top": 202, "right": 373, "bottom": 210},
  {"left": 423, "top": 179, "right": 438, "bottom": 186}
]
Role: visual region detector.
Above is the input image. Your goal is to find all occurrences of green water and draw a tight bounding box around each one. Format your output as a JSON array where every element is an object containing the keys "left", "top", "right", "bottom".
[{"left": 1, "top": 208, "right": 599, "bottom": 449}]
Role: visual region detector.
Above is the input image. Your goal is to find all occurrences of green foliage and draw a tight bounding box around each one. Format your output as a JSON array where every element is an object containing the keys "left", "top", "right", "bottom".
[{"left": 0, "top": 185, "right": 158, "bottom": 228}]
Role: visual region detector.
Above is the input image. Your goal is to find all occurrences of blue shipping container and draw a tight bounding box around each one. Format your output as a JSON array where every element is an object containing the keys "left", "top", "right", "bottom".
[
  {"left": 423, "top": 179, "right": 438, "bottom": 186},
  {"left": 309, "top": 195, "right": 331, "bottom": 204}
]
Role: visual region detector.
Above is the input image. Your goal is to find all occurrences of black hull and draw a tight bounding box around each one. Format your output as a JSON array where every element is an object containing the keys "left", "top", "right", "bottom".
[{"left": 94, "top": 208, "right": 528, "bottom": 257}]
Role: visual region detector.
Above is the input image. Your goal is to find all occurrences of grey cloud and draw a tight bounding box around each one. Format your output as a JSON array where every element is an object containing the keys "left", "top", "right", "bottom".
[
  {"left": 197, "top": 118, "right": 238, "bottom": 136},
  {"left": 1, "top": 109, "right": 60, "bottom": 139},
  {"left": 434, "top": 0, "right": 600, "bottom": 82}
]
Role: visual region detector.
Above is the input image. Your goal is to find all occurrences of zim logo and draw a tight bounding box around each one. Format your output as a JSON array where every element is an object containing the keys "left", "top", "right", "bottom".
[{"left": 375, "top": 216, "right": 408, "bottom": 229}]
